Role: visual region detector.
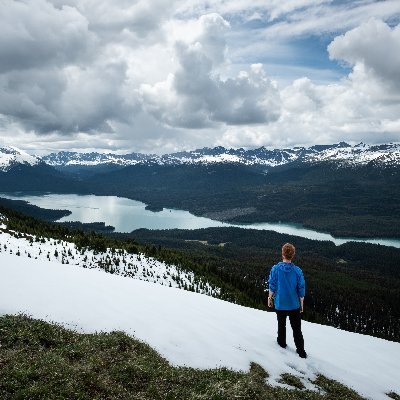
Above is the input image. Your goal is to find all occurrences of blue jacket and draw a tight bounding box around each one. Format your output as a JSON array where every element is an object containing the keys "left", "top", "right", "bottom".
[{"left": 268, "top": 262, "right": 305, "bottom": 310}]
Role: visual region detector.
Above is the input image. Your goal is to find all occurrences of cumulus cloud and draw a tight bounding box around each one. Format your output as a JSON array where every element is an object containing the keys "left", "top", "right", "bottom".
[
  {"left": 139, "top": 13, "right": 281, "bottom": 129},
  {"left": 0, "top": 1, "right": 399, "bottom": 153},
  {"left": 0, "top": 0, "right": 94, "bottom": 73},
  {"left": 328, "top": 19, "right": 400, "bottom": 90},
  {"left": 0, "top": 61, "right": 138, "bottom": 134},
  {"left": 0, "top": 0, "right": 144, "bottom": 136},
  {"left": 216, "top": 19, "right": 400, "bottom": 150},
  {"left": 49, "top": 0, "right": 176, "bottom": 43}
]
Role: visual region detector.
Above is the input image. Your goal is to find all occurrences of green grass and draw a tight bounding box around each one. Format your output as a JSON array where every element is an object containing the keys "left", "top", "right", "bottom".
[
  {"left": 279, "top": 373, "right": 305, "bottom": 390},
  {"left": 0, "top": 314, "right": 367, "bottom": 400}
]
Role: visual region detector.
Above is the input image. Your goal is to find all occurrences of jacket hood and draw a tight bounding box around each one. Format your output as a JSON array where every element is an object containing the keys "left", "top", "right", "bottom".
[{"left": 278, "top": 261, "right": 294, "bottom": 272}]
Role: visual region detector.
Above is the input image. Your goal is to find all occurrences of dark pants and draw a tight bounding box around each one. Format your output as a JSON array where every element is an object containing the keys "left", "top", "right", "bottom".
[{"left": 276, "top": 308, "right": 305, "bottom": 351}]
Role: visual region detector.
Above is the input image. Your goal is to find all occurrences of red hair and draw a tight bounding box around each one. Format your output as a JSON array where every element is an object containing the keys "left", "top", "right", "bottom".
[{"left": 282, "top": 243, "right": 295, "bottom": 260}]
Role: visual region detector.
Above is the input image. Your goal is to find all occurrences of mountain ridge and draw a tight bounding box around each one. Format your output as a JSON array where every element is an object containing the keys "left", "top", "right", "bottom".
[
  {"left": 2, "top": 142, "right": 400, "bottom": 173},
  {"left": 41, "top": 142, "right": 400, "bottom": 168}
]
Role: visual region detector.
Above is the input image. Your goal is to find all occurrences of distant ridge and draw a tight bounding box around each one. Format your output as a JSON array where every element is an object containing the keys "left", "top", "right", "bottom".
[{"left": 42, "top": 142, "right": 400, "bottom": 168}]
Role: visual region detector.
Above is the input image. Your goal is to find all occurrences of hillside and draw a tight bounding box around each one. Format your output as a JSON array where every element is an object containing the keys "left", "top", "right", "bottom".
[
  {"left": 0, "top": 251, "right": 399, "bottom": 400},
  {"left": 0, "top": 214, "right": 218, "bottom": 296},
  {"left": 128, "top": 227, "right": 400, "bottom": 342},
  {"left": 0, "top": 315, "right": 380, "bottom": 400},
  {"left": 1, "top": 203, "right": 399, "bottom": 343}
]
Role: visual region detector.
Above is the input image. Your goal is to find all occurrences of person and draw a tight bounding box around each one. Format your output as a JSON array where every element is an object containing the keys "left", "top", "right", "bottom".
[{"left": 267, "top": 243, "right": 307, "bottom": 358}]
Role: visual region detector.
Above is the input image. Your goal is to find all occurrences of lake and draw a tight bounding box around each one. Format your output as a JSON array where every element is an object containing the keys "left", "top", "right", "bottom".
[{"left": 1, "top": 192, "right": 400, "bottom": 248}]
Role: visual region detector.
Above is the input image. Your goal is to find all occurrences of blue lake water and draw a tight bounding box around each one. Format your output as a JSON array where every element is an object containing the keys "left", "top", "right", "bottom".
[{"left": 1, "top": 192, "right": 400, "bottom": 248}]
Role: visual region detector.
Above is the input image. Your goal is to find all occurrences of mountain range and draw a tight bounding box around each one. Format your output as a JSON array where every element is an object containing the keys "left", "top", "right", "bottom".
[
  {"left": 40, "top": 142, "right": 400, "bottom": 169},
  {"left": 1, "top": 142, "right": 400, "bottom": 174}
]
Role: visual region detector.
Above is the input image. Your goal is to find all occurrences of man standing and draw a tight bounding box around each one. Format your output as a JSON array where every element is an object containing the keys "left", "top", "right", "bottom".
[{"left": 267, "top": 243, "right": 307, "bottom": 358}]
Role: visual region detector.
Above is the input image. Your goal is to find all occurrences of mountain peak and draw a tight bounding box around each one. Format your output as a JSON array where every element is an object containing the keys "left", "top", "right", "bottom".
[{"left": 0, "top": 146, "right": 41, "bottom": 172}]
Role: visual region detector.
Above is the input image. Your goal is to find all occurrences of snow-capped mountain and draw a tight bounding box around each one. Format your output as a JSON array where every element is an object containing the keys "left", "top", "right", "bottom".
[
  {"left": 304, "top": 142, "right": 400, "bottom": 167},
  {"left": 43, "top": 142, "right": 400, "bottom": 169},
  {"left": 0, "top": 236, "right": 399, "bottom": 400},
  {"left": 0, "top": 146, "right": 42, "bottom": 172},
  {"left": 0, "top": 146, "right": 78, "bottom": 192},
  {"left": 43, "top": 150, "right": 154, "bottom": 167},
  {"left": 3, "top": 142, "right": 399, "bottom": 175}
]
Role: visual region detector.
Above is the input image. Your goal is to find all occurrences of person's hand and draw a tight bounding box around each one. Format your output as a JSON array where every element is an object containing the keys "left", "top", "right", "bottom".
[
  {"left": 267, "top": 297, "right": 273, "bottom": 308},
  {"left": 300, "top": 304, "right": 304, "bottom": 313}
]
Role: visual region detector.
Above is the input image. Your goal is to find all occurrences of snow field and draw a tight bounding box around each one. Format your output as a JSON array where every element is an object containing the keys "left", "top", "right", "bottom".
[
  {"left": 0, "top": 252, "right": 399, "bottom": 400},
  {"left": 0, "top": 222, "right": 220, "bottom": 297}
]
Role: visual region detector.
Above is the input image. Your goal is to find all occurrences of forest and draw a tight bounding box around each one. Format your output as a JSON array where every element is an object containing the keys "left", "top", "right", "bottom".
[
  {"left": 84, "top": 162, "right": 400, "bottom": 238},
  {"left": 2, "top": 160, "right": 399, "bottom": 238},
  {"left": 0, "top": 197, "right": 71, "bottom": 221}
]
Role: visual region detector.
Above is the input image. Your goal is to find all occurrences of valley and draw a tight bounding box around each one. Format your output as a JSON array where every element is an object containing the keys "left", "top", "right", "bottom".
[{"left": 2, "top": 143, "right": 399, "bottom": 239}]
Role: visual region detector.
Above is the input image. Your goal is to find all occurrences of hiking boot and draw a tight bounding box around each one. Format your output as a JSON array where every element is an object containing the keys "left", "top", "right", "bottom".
[
  {"left": 277, "top": 338, "right": 287, "bottom": 349},
  {"left": 296, "top": 349, "right": 307, "bottom": 359}
]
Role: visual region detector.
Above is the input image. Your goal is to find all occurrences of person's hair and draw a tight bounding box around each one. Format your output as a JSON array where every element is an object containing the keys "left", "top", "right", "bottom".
[{"left": 282, "top": 243, "right": 295, "bottom": 260}]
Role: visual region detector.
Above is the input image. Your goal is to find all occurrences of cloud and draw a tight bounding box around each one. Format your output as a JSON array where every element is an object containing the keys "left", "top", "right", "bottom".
[
  {"left": 0, "top": 1, "right": 399, "bottom": 153},
  {"left": 49, "top": 0, "right": 177, "bottom": 44},
  {"left": 216, "top": 19, "right": 400, "bottom": 150},
  {"left": 328, "top": 19, "right": 400, "bottom": 90},
  {"left": 0, "top": 0, "right": 95, "bottom": 73},
  {"left": 255, "top": 0, "right": 400, "bottom": 39},
  {"left": 0, "top": 0, "right": 143, "bottom": 136},
  {"left": 0, "top": 57, "right": 138, "bottom": 135},
  {"left": 139, "top": 13, "right": 281, "bottom": 129}
]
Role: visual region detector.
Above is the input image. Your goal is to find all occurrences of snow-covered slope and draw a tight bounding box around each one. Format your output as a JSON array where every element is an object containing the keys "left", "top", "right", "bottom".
[
  {"left": 0, "top": 251, "right": 399, "bottom": 400},
  {"left": 0, "top": 218, "right": 219, "bottom": 296},
  {"left": 0, "top": 146, "right": 42, "bottom": 172},
  {"left": 304, "top": 142, "right": 400, "bottom": 167},
  {"left": 43, "top": 142, "right": 400, "bottom": 168},
  {"left": 43, "top": 150, "right": 154, "bottom": 167}
]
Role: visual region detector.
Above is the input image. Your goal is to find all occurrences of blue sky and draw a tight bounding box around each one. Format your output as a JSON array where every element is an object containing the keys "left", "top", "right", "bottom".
[{"left": 0, "top": 0, "right": 400, "bottom": 154}]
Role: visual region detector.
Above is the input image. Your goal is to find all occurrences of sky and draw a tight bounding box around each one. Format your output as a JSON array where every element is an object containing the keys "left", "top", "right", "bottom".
[{"left": 0, "top": 0, "right": 400, "bottom": 155}]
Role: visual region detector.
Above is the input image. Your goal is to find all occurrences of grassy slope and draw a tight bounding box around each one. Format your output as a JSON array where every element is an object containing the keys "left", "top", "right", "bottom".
[{"left": 0, "top": 314, "right": 370, "bottom": 400}]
